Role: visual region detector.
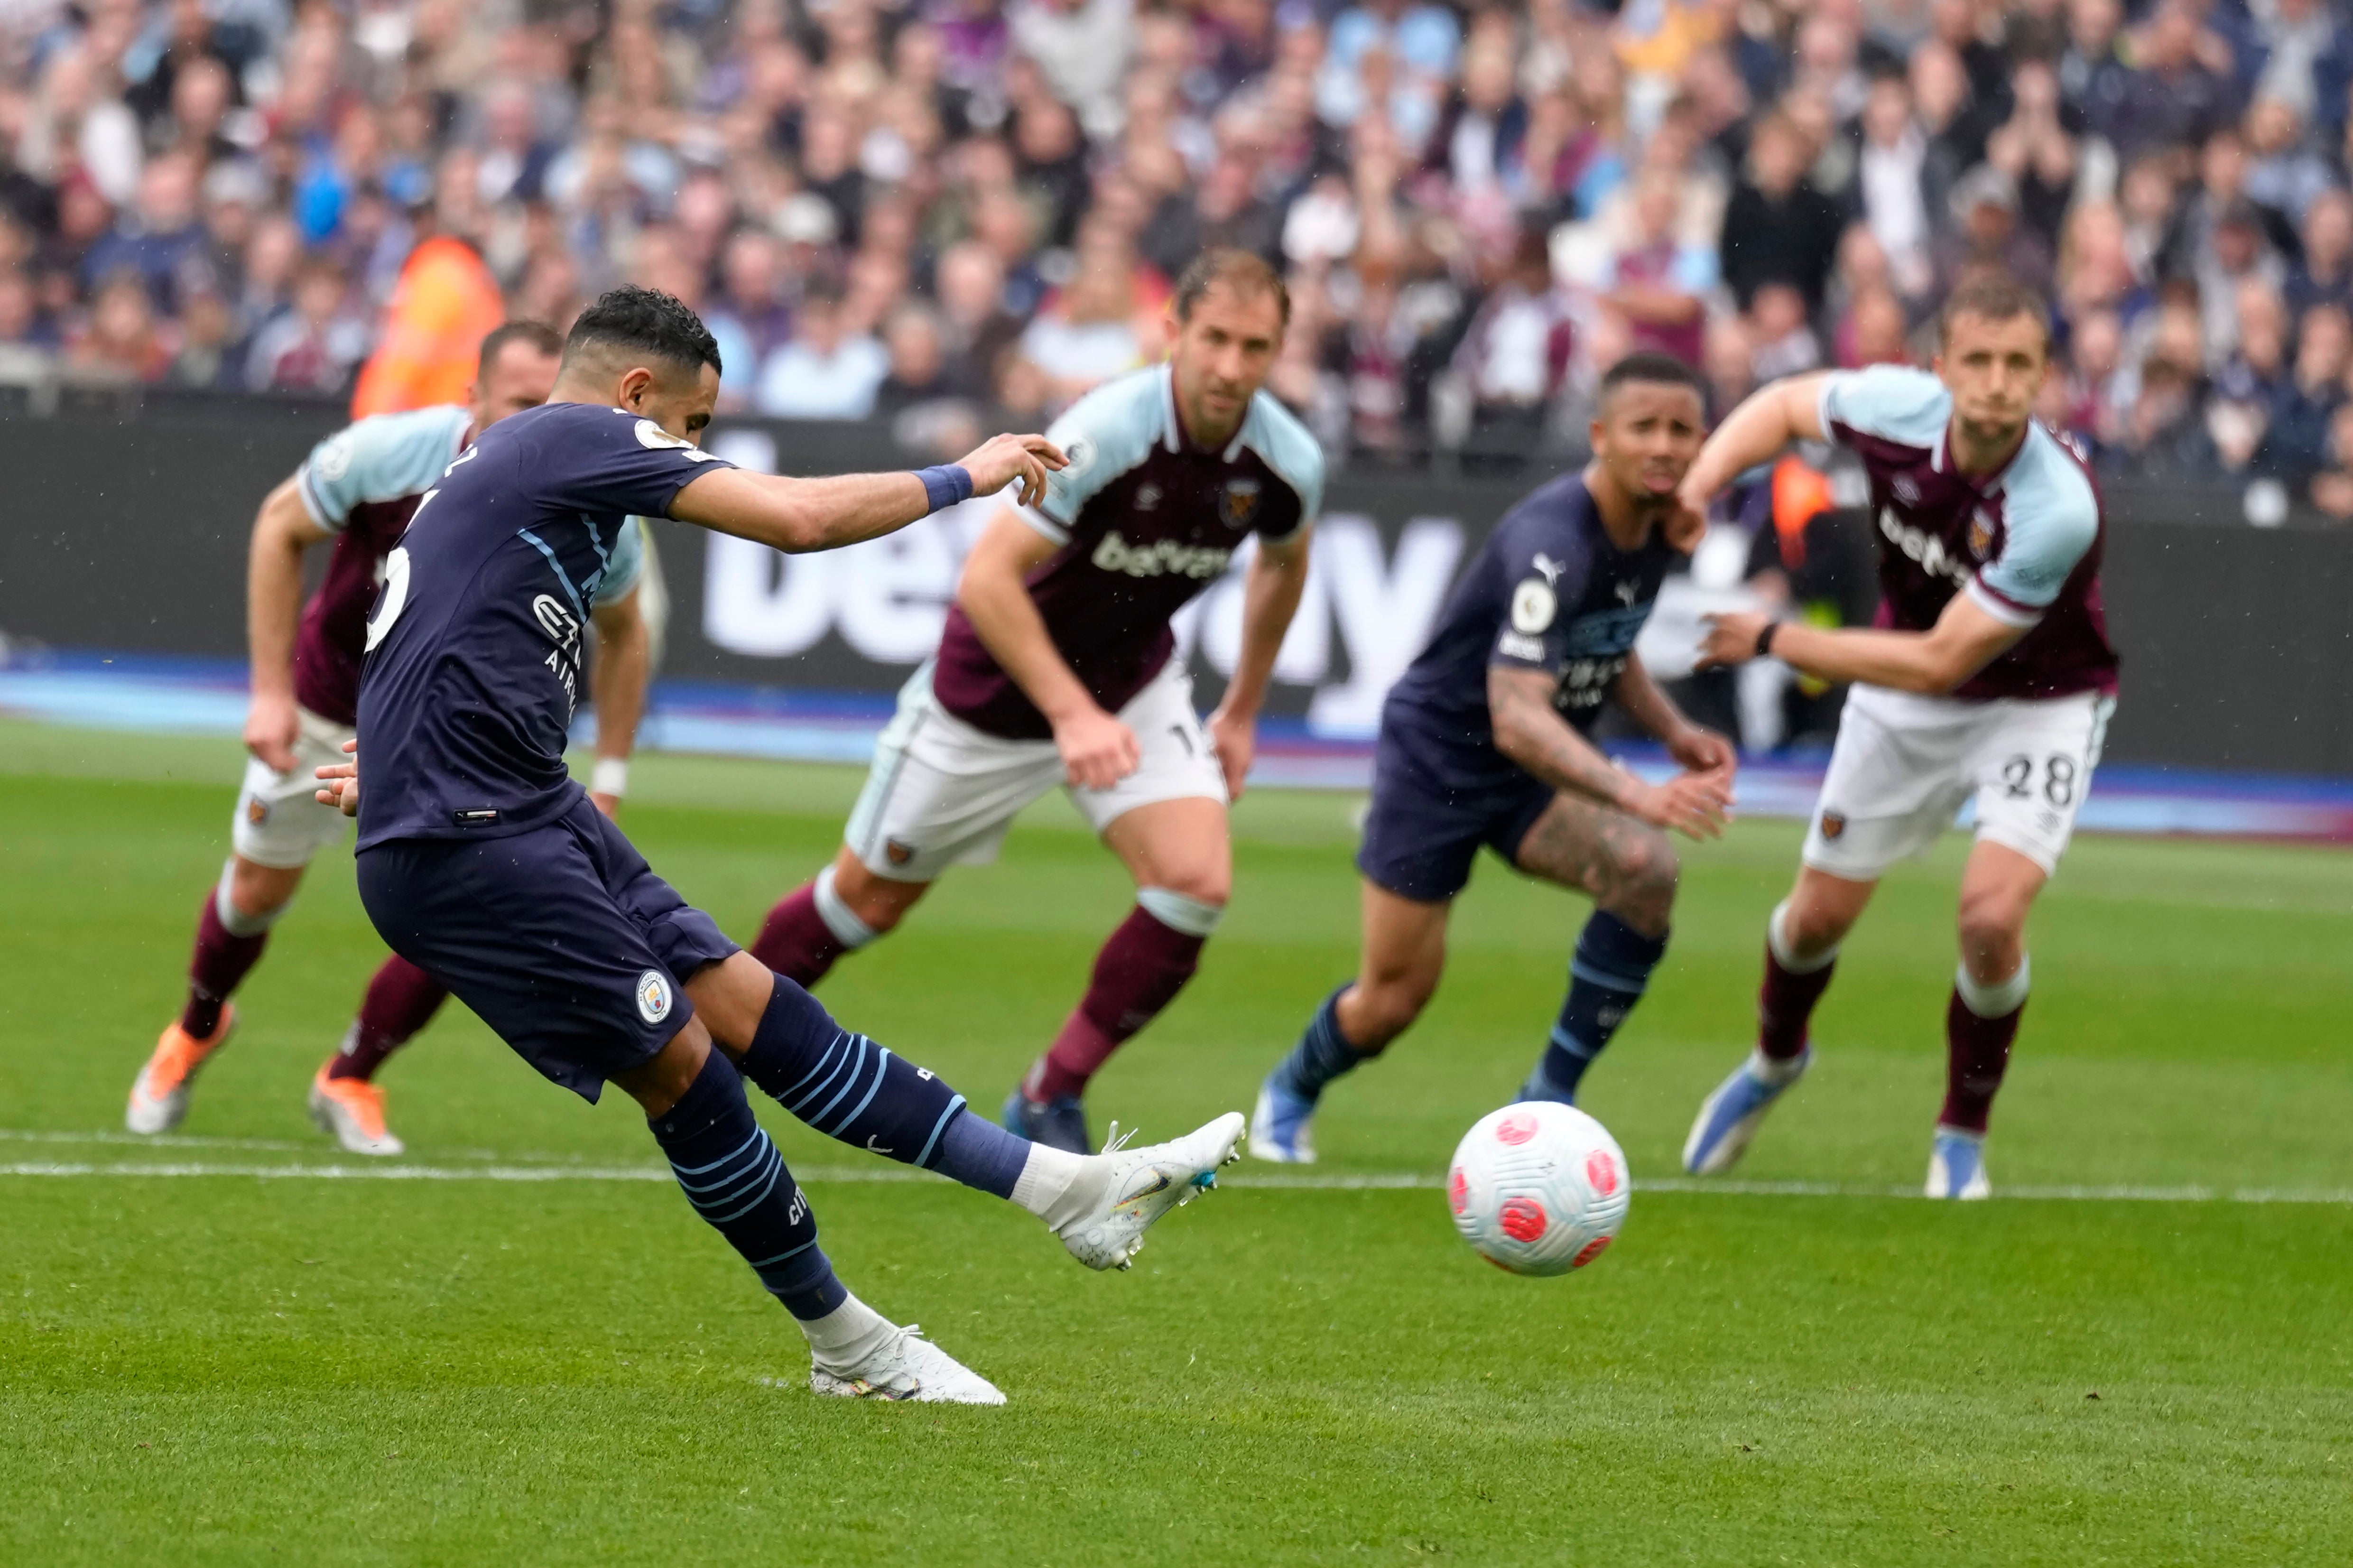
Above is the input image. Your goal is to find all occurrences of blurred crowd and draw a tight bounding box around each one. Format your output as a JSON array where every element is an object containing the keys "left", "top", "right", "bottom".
[{"left": 12, "top": 0, "right": 2353, "bottom": 511}]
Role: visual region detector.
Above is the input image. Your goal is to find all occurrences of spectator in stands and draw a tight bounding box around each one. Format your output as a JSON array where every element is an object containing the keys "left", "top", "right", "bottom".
[
  {"left": 2244, "top": 97, "right": 2336, "bottom": 225},
  {"left": 873, "top": 301, "right": 965, "bottom": 416},
  {"left": 244, "top": 254, "right": 365, "bottom": 393},
  {"left": 1851, "top": 71, "right": 1934, "bottom": 303},
  {"left": 1600, "top": 168, "right": 1712, "bottom": 368},
  {"left": 1452, "top": 226, "right": 1571, "bottom": 451},
  {"left": 1011, "top": 0, "right": 1134, "bottom": 143},
  {"left": 1934, "top": 166, "right": 2055, "bottom": 302},
  {"left": 755, "top": 274, "right": 887, "bottom": 420},
  {"left": 2288, "top": 188, "right": 2353, "bottom": 322},
  {"left": 79, "top": 151, "right": 207, "bottom": 314},
  {"left": 1316, "top": 0, "right": 1461, "bottom": 146},
  {"left": 2257, "top": 301, "right": 2350, "bottom": 479},
  {"left": 65, "top": 268, "right": 172, "bottom": 384},
  {"left": 1721, "top": 110, "right": 1845, "bottom": 313}
]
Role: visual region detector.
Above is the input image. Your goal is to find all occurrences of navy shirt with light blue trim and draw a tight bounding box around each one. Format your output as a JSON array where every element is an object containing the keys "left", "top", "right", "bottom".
[
  {"left": 354, "top": 401, "right": 729, "bottom": 850},
  {"left": 1382, "top": 473, "right": 1676, "bottom": 801}
]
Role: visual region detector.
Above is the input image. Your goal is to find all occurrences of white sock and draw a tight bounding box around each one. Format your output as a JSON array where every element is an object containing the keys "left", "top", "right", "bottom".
[
  {"left": 1746, "top": 1046, "right": 1809, "bottom": 1086},
  {"left": 1954, "top": 956, "right": 2030, "bottom": 1019},
  {"left": 1011, "top": 1142, "right": 1110, "bottom": 1230},
  {"left": 812, "top": 865, "right": 878, "bottom": 950},
  {"left": 796, "top": 1290, "right": 897, "bottom": 1370},
  {"left": 1766, "top": 899, "right": 1837, "bottom": 975}
]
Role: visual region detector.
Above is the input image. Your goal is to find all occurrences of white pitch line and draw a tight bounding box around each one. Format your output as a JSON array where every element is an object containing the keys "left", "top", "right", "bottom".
[{"left": 2, "top": 1158, "right": 2351, "bottom": 1205}]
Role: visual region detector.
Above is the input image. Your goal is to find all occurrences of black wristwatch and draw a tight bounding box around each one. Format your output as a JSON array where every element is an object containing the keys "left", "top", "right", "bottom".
[{"left": 1755, "top": 621, "right": 1780, "bottom": 659}]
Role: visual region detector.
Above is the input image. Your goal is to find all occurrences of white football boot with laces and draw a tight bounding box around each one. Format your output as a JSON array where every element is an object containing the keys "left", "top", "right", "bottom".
[
  {"left": 810, "top": 1323, "right": 1005, "bottom": 1405},
  {"left": 1052, "top": 1111, "right": 1246, "bottom": 1271}
]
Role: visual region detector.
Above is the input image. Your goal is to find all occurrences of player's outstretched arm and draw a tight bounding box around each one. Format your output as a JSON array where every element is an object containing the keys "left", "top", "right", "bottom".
[
  {"left": 1671, "top": 372, "right": 1834, "bottom": 534},
  {"left": 246, "top": 476, "right": 333, "bottom": 773},
  {"left": 1696, "top": 592, "right": 2025, "bottom": 695},
  {"left": 956, "top": 507, "right": 1139, "bottom": 789},
  {"left": 1206, "top": 529, "right": 1312, "bottom": 801},
  {"left": 1489, "top": 665, "right": 1731, "bottom": 840},
  {"left": 586, "top": 586, "right": 649, "bottom": 819},
  {"left": 1613, "top": 651, "right": 1737, "bottom": 780},
  {"left": 669, "top": 433, "right": 1064, "bottom": 553}
]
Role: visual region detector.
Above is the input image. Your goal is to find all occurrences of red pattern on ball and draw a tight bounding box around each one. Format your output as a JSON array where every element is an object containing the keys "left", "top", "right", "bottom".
[
  {"left": 1498, "top": 1197, "right": 1547, "bottom": 1242},
  {"left": 1571, "top": 1235, "right": 1612, "bottom": 1269},
  {"left": 1494, "top": 1112, "right": 1539, "bottom": 1146},
  {"left": 1585, "top": 1148, "right": 1619, "bottom": 1197},
  {"left": 1447, "top": 1167, "right": 1470, "bottom": 1215}
]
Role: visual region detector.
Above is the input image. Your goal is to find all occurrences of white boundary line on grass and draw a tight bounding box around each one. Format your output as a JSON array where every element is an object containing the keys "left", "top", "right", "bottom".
[{"left": 1, "top": 1150, "right": 2350, "bottom": 1205}]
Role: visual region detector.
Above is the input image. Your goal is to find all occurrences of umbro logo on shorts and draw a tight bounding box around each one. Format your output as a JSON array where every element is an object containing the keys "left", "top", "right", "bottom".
[{"left": 635, "top": 969, "right": 673, "bottom": 1025}]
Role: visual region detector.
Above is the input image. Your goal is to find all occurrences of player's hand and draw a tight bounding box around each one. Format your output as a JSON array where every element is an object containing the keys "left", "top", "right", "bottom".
[
  {"left": 590, "top": 792, "right": 621, "bottom": 821},
  {"left": 314, "top": 739, "right": 359, "bottom": 817},
  {"left": 1661, "top": 495, "right": 1709, "bottom": 553},
  {"left": 1624, "top": 770, "right": 1733, "bottom": 841},
  {"left": 1053, "top": 704, "right": 1141, "bottom": 791},
  {"left": 954, "top": 433, "right": 1069, "bottom": 509},
  {"left": 1695, "top": 610, "right": 1773, "bottom": 671},
  {"left": 1206, "top": 704, "right": 1255, "bottom": 802},
  {"left": 1666, "top": 722, "right": 1737, "bottom": 780},
  {"left": 245, "top": 690, "right": 301, "bottom": 775}
]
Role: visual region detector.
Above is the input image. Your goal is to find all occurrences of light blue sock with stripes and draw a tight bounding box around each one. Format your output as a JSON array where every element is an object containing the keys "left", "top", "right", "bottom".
[
  {"left": 738, "top": 975, "right": 1029, "bottom": 1195},
  {"left": 648, "top": 1048, "right": 843, "bottom": 1320},
  {"left": 1520, "top": 912, "right": 1668, "bottom": 1104}
]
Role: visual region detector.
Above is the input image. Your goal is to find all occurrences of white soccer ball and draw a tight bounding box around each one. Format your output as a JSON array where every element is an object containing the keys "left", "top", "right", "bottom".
[{"left": 1446, "top": 1102, "right": 1630, "bottom": 1276}]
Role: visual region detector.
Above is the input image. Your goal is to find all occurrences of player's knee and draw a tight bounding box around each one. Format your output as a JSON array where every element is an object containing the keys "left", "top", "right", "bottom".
[
  {"left": 1146, "top": 862, "right": 1230, "bottom": 912},
  {"left": 221, "top": 857, "right": 299, "bottom": 933},
  {"left": 1606, "top": 832, "right": 1680, "bottom": 919},
  {"left": 1955, "top": 891, "right": 2028, "bottom": 967}
]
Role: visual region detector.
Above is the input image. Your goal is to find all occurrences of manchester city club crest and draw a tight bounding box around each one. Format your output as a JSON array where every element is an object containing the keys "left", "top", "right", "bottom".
[
  {"left": 1220, "top": 477, "right": 1261, "bottom": 529},
  {"left": 634, "top": 969, "right": 673, "bottom": 1025}
]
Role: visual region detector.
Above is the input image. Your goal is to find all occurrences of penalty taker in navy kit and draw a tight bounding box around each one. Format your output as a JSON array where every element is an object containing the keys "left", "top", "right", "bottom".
[
  {"left": 1680, "top": 274, "right": 2120, "bottom": 1200},
  {"left": 327, "top": 287, "right": 1245, "bottom": 1405},
  {"left": 1252, "top": 353, "right": 1738, "bottom": 1162},
  {"left": 746, "top": 250, "right": 1324, "bottom": 1155},
  {"left": 125, "top": 321, "right": 654, "bottom": 1157}
]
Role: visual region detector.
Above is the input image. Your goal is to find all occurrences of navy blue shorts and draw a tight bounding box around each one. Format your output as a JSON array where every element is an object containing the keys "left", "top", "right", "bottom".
[
  {"left": 356, "top": 793, "right": 739, "bottom": 1101},
  {"left": 1355, "top": 726, "right": 1556, "bottom": 905}
]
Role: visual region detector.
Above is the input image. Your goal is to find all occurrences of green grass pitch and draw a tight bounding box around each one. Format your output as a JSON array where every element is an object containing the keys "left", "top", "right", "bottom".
[{"left": 3, "top": 717, "right": 2349, "bottom": 1565}]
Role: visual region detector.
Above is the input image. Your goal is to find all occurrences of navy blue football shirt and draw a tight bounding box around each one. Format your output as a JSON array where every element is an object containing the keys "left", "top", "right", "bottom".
[
  {"left": 355, "top": 400, "right": 732, "bottom": 849},
  {"left": 1381, "top": 472, "right": 1677, "bottom": 799}
]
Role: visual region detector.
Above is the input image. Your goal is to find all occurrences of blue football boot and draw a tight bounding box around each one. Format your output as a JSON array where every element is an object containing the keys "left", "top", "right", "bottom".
[
  {"left": 1926, "top": 1126, "right": 1991, "bottom": 1199},
  {"left": 1001, "top": 1086, "right": 1094, "bottom": 1155},
  {"left": 1682, "top": 1048, "right": 1811, "bottom": 1175},
  {"left": 1249, "top": 1071, "right": 1317, "bottom": 1164}
]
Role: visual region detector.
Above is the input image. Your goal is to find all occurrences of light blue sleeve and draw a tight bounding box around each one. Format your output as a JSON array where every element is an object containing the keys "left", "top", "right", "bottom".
[
  {"left": 1971, "top": 435, "right": 2097, "bottom": 623},
  {"left": 295, "top": 405, "right": 470, "bottom": 531},
  {"left": 593, "top": 517, "right": 648, "bottom": 607},
  {"left": 1242, "top": 392, "right": 1326, "bottom": 542},
  {"left": 1019, "top": 368, "right": 1166, "bottom": 542},
  {"left": 1816, "top": 365, "right": 1950, "bottom": 450}
]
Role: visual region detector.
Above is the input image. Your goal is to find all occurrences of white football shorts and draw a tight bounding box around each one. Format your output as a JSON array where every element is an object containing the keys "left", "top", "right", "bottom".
[
  {"left": 1801, "top": 684, "right": 2116, "bottom": 880},
  {"left": 229, "top": 706, "right": 357, "bottom": 869},
  {"left": 844, "top": 657, "right": 1228, "bottom": 883}
]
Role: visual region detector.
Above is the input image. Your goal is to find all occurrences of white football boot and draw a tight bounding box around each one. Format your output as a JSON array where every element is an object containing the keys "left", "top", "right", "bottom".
[
  {"left": 810, "top": 1324, "right": 1006, "bottom": 1405},
  {"left": 1054, "top": 1111, "right": 1246, "bottom": 1271},
  {"left": 1926, "top": 1127, "right": 1992, "bottom": 1200}
]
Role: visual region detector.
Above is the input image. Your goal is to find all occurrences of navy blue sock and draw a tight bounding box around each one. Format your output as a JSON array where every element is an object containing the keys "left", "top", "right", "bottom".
[
  {"left": 647, "top": 1048, "right": 845, "bottom": 1321},
  {"left": 738, "top": 974, "right": 973, "bottom": 1174},
  {"left": 930, "top": 1107, "right": 1031, "bottom": 1199},
  {"left": 1272, "top": 985, "right": 1372, "bottom": 1102},
  {"left": 1525, "top": 913, "right": 1668, "bottom": 1103}
]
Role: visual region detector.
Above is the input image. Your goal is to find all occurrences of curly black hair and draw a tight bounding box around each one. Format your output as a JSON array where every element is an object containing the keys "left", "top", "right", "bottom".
[{"left": 563, "top": 285, "right": 723, "bottom": 377}]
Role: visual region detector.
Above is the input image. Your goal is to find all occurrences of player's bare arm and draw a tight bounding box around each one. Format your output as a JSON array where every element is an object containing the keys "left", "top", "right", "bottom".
[
  {"left": 1695, "top": 590, "right": 2026, "bottom": 694},
  {"left": 956, "top": 507, "right": 1141, "bottom": 790},
  {"left": 586, "top": 586, "right": 648, "bottom": 820},
  {"left": 244, "top": 475, "right": 333, "bottom": 773},
  {"left": 1612, "top": 649, "right": 1737, "bottom": 779},
  {"left": 1673, "top": 372, "right": 1834, "bottom": 532},
  {"left": 672, "top": 432, "right": 1063, "bottom": 553},
  {"left": 1206, "top": 528, "right": 1311, "bottom": 800},
  {"left": 1488, "top": 664, "right": 1731, "bottom": 840}
]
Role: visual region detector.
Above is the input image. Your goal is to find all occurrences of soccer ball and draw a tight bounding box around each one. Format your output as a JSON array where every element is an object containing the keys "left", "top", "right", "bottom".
[{"left": 1446, "top": 1102, "right": 1630, "bottom": 1276}]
